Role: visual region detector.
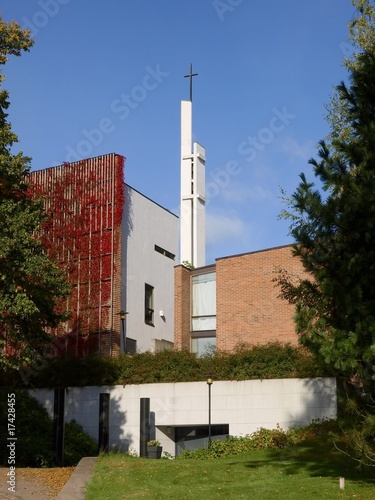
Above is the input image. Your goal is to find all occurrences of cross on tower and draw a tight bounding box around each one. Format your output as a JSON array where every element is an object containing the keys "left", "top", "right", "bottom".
[{"left": 184, "top": 63, "right": 198, "bottom": 102}]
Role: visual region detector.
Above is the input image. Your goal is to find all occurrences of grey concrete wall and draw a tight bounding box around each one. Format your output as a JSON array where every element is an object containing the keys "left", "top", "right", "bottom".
[
  {"left": 30, "top": 377, "right": 336, "bottom": 457},
  {"left": 122, "top": 185, "right": 178, "bottom": 352}
]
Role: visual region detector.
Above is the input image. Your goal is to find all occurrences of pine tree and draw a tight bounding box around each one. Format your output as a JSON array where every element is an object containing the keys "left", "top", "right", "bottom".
[
  {"left": 0, "top": 18, "right": 70, "bottom": 370},
  {"left": 278, "top": 1, "right": 375, "bottom": 392}
]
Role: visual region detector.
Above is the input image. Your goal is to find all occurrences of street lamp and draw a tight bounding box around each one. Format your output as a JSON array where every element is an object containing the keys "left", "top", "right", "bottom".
[
  {"left": 206, "top": 373, "right": 213, "bottom": 446},
  {"left": 119, "top": 310, "right": 128, "bottom": 354}
]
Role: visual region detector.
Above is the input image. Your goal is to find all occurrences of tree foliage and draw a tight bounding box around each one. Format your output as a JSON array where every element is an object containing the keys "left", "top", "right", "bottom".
[
  {"left": 326, "top": 0, "right": 375, "bottom": 148},
  {"left": 278, "top": 0, "right": 375, "bottom": 392},
  {"left": 0, "top": 16, "right": 70, "bottom": 369}
]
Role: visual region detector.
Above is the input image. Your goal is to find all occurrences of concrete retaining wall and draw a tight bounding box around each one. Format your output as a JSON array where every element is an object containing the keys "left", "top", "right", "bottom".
[{"left": 30, "top": 377, "right": 336, "bottom": 456}]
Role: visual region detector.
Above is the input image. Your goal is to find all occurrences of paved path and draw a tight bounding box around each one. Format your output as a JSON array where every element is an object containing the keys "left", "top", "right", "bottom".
[
  {"left": 57, "top": 457, "right": 97, "bottom": 499},
  {"left": 0, "top": 470, "right": 52, "bottom": 499},
  {"left": 0, "top": 457, "right": 97, "bottom": 500}
]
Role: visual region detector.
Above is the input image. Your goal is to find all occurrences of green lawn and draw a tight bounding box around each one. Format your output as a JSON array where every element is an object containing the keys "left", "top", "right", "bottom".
[{"left": 85, "top": 441, "right": 375, "bottom": 500}]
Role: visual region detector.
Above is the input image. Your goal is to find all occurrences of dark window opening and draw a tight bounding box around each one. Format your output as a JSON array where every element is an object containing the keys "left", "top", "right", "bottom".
[
  {"left": 154, "top": 244, "right": 175, "bottom": 261},
  {"left": 145, "top": 284, "right": 154, "bottom": 326},
  {"left": 175, "top": 425, "right": 229, "bottom": 455},
  {"left": 125, "top": 337, "right": 137, "bottom": 355}
]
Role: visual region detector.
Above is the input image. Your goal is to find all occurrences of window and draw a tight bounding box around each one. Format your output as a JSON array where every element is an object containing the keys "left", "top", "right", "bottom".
[
  {"left": 154, "top": 244, "right": 175, "bottom": 260},
  {"left": 191, "top": 272, "right": 216, "bottom": 331},
  {"left": 191, "top": 337, "right": 216, "bottom": 356},
  {"left": 145, "top": 284, "right": 154, "bottom": 326},
  {"left": 125, "top": 337, "right": 137, "bottom": 354}
]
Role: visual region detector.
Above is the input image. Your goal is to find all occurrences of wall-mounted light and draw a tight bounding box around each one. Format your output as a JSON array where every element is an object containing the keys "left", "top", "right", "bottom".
[{"left": 118, "top": 310, "right": 129, "bottom": 353}]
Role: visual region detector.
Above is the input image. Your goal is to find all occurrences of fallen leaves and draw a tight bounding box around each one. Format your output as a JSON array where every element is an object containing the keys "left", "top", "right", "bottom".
[{"left": 17, "top": 467, "right": 75, "bottom": 498}]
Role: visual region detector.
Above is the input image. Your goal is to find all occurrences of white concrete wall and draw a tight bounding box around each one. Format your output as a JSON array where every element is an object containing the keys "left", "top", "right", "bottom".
[
  {"left": 122, "top": 185, "right": 178, "bottom": 352},
  {"left": 30, "top": 377, "right": 336, "bottom": 457}
]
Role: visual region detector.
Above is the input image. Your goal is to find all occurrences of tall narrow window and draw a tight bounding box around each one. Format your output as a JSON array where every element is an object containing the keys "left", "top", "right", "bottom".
[
  {"left": 145, "top": 284, "right": 154, "bottom": 326},
  {"left": 191, "top": 272, "right": 216, "bottom": 331}
]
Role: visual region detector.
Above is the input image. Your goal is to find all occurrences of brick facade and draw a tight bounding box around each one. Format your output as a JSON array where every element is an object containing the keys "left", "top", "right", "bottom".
[
  {"left": 111, "top": 223, "right": 122, "bottom": 356},
  {"left": 174, "top": 245, "right": 306, "bottom": 352},
  {"left": 216, "top": 245, "right": 304, "bottom": 351},
  {"left": 174, "top": 265, "right": 191, "bottom": 350},
  {"left": 29, "top": 154, "right": 124, "bottom": 357}
]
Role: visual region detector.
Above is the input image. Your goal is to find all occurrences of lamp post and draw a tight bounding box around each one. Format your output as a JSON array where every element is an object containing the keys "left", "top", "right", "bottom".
[
  {"left": 119, "top": 310, "right": 128, "bottom": 354},
  {"left": 206, "top": 373, "right": 213, "bottom": 447}
]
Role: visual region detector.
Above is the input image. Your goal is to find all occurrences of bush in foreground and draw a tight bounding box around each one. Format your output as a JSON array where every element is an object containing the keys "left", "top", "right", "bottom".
[
  {"left": 0, "top": 389, "right": 97, "bottom": 467},
  {"left": 176, "top": 417, "right": 375, "bottom": 468},
  {"left": 177, "top": 419, "right": 338, "bottom": 460}
]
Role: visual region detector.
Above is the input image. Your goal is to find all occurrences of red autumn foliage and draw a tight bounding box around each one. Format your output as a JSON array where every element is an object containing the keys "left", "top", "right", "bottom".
[{"left": 28, "top": 154, "right": 125, "bottom": 357}]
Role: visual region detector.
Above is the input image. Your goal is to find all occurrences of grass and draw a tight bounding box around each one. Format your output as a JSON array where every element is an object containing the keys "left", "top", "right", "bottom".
[{"left": 85, "top": 440, "right": 375, "bottom": 500}]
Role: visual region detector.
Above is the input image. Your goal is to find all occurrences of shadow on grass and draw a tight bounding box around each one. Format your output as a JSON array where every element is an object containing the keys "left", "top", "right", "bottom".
[{"left": 228, "top": 440, "right": 375, "bottom": 484}]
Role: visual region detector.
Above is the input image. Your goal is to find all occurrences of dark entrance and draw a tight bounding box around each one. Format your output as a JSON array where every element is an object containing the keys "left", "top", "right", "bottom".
[{"left": 175, "top": 424, "right": 229, "bottom": 455}]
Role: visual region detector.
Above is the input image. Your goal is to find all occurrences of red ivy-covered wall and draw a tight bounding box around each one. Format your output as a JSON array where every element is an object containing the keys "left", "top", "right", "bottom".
[{"left": 28, "top": 153, "right": 125, "bottom": 357}]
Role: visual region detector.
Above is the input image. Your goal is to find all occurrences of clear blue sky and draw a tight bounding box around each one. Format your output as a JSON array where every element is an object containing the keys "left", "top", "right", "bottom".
[{"left": 2, "top": 0, "right": 357, "bottom": 264}]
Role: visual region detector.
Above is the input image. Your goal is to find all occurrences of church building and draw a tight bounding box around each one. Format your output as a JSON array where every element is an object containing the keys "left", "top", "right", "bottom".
[
  {"left": 175, "top": 66, "right": 304, "bottom": 354},
  {"left": 27, "top": 66, "right": 304, "bottom": 359}
]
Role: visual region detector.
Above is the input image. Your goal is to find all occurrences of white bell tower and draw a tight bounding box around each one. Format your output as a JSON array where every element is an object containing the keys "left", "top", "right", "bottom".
[{"left": 180, "top": 65, "right": 206, "bottom": 268}]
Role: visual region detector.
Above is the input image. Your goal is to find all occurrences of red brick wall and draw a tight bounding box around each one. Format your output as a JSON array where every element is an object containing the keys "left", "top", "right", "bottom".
[
  {"left": 216, "top": 245, "right": 304, "bottom": 351},
  {"left": 174, "top": 245, "right": 306, "bottom": 353},
  {"left": 174, "top": 265, "right": 191, "bottom": 350}
]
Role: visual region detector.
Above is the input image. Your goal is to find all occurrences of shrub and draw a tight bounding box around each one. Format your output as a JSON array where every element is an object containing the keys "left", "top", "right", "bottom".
[
  {"left": 31, "top": 355, "right": 122, "bottom": 388},
  {"left": 0, "top": 389, "right": 53, "bottom": 467},
  {"left": 64, "top": 419, "right": 97, "bottom": 466},
  {"left": 249, "top": 425, "right": 290, "bottom": 449},
  {"left": 1, "top": 342, "right": 329, "bottom": 388},
  {"left": 177, "top": 419, "right": 338, "bottom": 460},
  {"left": 0, "top": 389, "right": 97, "bottom": 467}
]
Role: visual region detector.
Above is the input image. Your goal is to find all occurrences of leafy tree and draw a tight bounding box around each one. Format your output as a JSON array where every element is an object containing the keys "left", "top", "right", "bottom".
[
  {"left": 326, "top": 0, "right": 375, "bottom": 149},
  {"left": 0, "top": 17, "right": 70, "bottom": 370},
  {"left": 278, "top": 0, "right": 375, "bottom": 393}
]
